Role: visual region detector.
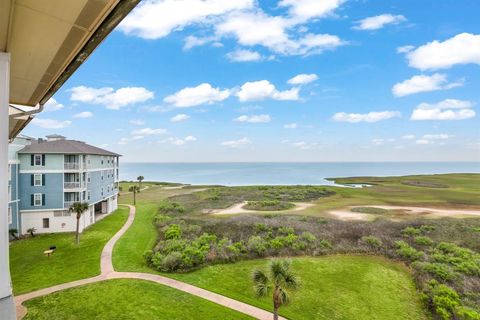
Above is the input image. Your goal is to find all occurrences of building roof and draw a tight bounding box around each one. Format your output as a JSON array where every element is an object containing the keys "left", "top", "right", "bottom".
[{"left": 18, "top": 139, "right": 121, "bottom": 157}]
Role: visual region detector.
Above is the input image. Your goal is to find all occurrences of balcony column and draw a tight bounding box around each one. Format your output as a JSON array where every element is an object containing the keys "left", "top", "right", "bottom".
[{"left": 0, "top": 52, "right": 16, "bottom": 319}]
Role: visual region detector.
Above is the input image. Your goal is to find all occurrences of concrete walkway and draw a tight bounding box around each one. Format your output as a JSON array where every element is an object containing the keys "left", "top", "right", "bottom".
[{"left": 14, "top": 205, "right": 282, "bottom": 320}]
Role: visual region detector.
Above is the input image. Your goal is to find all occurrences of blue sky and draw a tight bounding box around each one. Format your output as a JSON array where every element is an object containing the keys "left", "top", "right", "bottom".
[{"left": 24, "top": 0, "right": 480, "bottom": 162}]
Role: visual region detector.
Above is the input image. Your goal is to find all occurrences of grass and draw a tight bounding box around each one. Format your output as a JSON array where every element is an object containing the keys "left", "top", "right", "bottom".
[
  {"left": 168, "top": 256, "right": 427, "bottom": 320},
  {"left": 350, "top": 206, "right": 390, "bottom": 214},
  {"left": 24, "top": 279, "right": 253, "bottom": 320},
  {"left": 10, "top": 207, "right": 128, "bottom": 295}
]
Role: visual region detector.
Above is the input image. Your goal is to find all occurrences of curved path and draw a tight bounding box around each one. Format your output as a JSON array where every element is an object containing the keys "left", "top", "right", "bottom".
[
  {"left": 210, "top": 201, "right": 314, "bottom": 215},
  {"left": 14, "top": 205, "right": 282, "bottom": 320}
]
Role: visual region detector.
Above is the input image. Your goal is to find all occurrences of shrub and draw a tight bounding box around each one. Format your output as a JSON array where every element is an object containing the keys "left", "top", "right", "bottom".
[
  {"left": 351, "top": 207, "right": 388, "bottom": 215},
  {"left": 164, "top": 224, "right": 182, "bottom": 240},
  {"left": 300, "top": 231, "right": 316, "bottom": 243},
  {"left": 247, "top": 236, "right": 268, "bottom": 255},
  {"left": 278, "top": 226, "right": 294, "bottom": 235},
  {"left": 412, "top": 262, "right": 458, "bottom": 281},
  {"left": 432, "top": 242, "right": 480, "bottom": 276},
  {"left": 161, "top": 252, "right": 183, "bottom": 271},
  {"left": 419, "top": 225, "right": 436, "bottom": 233},
  {"left": 153, "top": 214, "right": 172, "bottom": 226},
  {"left": 401, "top": 227, "right": 421, "bottom": 237},
  {"left": 254, "top": 223, "right": 270, "bottom": 233},
  {"left": 455, "top": 306, "right": 480, "bottom": 320},
  {"left": 395, "top": 240, "right": 424, "bottom": 261},
  {"left": 426, "top": 280, "right": 461, "bottom": 320},
  {"left": 360, "top": 235, "right": 383, "bottom": 248},
  {"left": 158, "top": 201, "right": 185, "bottom": 215},
  {"left": 414, "top": 236, "right": 434, "bottom": 246}
]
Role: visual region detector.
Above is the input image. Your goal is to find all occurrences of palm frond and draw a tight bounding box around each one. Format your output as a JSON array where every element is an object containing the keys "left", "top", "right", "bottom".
[
  {"left": 278, "top": 288, "right": 290, "bottom": 306},
  {"left": 252, "top": 269, "right": 270, "bottom": 297}
]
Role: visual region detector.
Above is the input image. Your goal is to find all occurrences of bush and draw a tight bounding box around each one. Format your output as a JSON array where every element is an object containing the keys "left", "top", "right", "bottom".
[
  {"left": 254, "top": 223, "right": 271, "bottom": 233},
  {"left": 278, "top": 226, "right": 294, "bottom": 235},
  {"left": 351, "top": 207, "right": 388, "bottom": 215},
  {"left": 164, "top": 224, "right": 182, "bottom": 240},
  {"left": 395, "top": 240, "right": 424, "bottom": 261},
  {"left": 247, "top": 236, "right": 268, "bottom": 255},
  {"left": 153, "top": 214, "right": 172, "bottom": 226},
  {"left": 414, "top": 236, "right": 434, "bottom": 246},
  {"left": 455, "top": 306, "right": 480, "bottom": 320},
  {"left": 425, "top": 280, "right": 461, "bottom": 320},
  {"left": 158, "top": 201, "right": 185, "bottom": 215},
  {"left": 401, "top": 227, "right": 421, "bottom": 237},
  {"left": 160, "top": 252, "right": 183, "bottom": 271},
  {"left": 432, "top": 242, "right": 480, "bottom": 276},
  {"left": 360, "top": 235, "right": 383, "bottom": 249},
  {"left": 412, "top": 262, "right": 458, "bottom": 281}
]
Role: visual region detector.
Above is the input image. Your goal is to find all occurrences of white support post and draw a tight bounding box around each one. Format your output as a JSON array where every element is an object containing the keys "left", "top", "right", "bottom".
[{"left": 0, "top": 52, "right": 16, "bottom": 319}]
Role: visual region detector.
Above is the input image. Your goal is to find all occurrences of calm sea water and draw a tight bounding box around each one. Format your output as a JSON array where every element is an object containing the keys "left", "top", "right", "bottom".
[{"left": 119, "top": 162, "right": 480, "bottom": 186}]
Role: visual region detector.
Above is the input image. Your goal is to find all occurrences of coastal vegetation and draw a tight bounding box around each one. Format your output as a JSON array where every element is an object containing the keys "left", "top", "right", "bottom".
[
  {"left": 113, "top": 175, "right": 480, "bottom": 319},
  {"left": 243, "top": 200, "right": 295, "bottom": 211}
]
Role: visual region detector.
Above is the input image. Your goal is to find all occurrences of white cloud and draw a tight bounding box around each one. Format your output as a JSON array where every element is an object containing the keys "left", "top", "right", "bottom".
[
  {"left": 130, "top": 119, "right": 145, "bottom": 125},
  {"left": 236, "top": 80, "right": 299, "bottom": 102},
  {"left": 279, "top": 0, "right": 344, "bottom": 21},
  {"left": 415, "top": 134, "right": 451, "bottom": 145},
  {"left": 405, "top": 33, "right": 480, "bottom": 70},
  {"left": 70, "top": 86, "right": 154, "bottom": 109},
  {"left": 160, "top": 135, "right": 197, "bottom": 146},
  {"left": 402, "top": 134, "right": 416, "bottom": 140},
  {"left": 170, "top": 114, "right": 191, "bottom": 122},
  {"left": 423, "top": 134, "right": 450, "bottom": 140},
  {"left": 284, "top": 123, "right": 298, "bottom": 129},
  {"left": 371, "top": 139, "right": 385, "bottom": 145},
  {"left": 411, "top": 99, "right": 476, "bottom": 120},
  {"left": 164, "top": 83, "right": 230, "bottom": 107},
  {"left": 73, "top": 111, "right": 93, "bottom": 118},
  {"left": 132, "top": 127, "right": 167, "bottom": 136},
  {"left": 415, "top": 139, "right": 430, "bottom": 145},
  {"left": 234, "top": 114, "right": 271, "bottom": 123},
  {"left": 332, "top": 111, "right": 401, "bottom": 123},
  {"left": 44, "top": 98, "right": 64, "bottom": 112},
  {"left": 119, "top": 0, "right": 346, "bottom": 57},
  {"left": 397, "top": 45, "right": 414, "bottom": 53},
  {"left": 291, "top": 141, "right": 319, "bottom": 150},
  {"left": 31, "top": 118, "right": 71, "bottom": 129},
  {"left": 287, "top": 73, "right": 318, "bottom": 85},
  {"left": 221, "top": 137, "right": 250, "bottom": 148},
  {"left": 392, "top": 73, "right": 463, "bottom": 97},
  {"left": 216, "top": 11, "right": 345, "bottom": 56},
  {"left": 353, "top": 14, "right": 406, "bottom": 31},
  {"left": 226, "top": 49, "right": 263, "bottom": 62},
  {"left": 118, "top": 0, "right": 253, "bottom": 39}
]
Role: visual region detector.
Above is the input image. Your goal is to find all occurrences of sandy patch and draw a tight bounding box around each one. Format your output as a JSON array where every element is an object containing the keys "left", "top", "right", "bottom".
[
  {"left": 209, "top": 201, "right": 315, "bottom": 215},
  {"left": 328, "top": 205, "right": 480, "bottom": 221}
]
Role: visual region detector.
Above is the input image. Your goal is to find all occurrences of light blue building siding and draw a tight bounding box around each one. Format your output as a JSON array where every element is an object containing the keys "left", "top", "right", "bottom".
[
  {"left": 8, "top": 164, "right": 20, "bottom": 231},
  {"left": 88, "top": 170, "right": 116, "bottom": 204},
  {"left": 19, "top": 173, "right": 64, "bottom": 210}
]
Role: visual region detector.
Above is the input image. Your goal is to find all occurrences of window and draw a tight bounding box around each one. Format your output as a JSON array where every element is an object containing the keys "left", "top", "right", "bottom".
[
  {"left": 34, "top": 154, "right": 42, "bottom": 166},
  {"left": 101, "top": 187, "right": 104, "bottom": 196},
  {"left": 101, "top": 171, "right": 104, "bottom": 180},
  {"left": 54, "top": 211, "right": 63, "bottom": 217},
  {"left": 87, "top": 173, "right": 91, "bottom": 183},
  {"left": 87, "top": 191, "right": 91, "bottom": 201},
  {"left": 34, "top": 174, "right": 42, "bottom": 186},
  {"left": 34, "top": 193, "right": 43, "bottom": 206},
  {"left": 8, "top": 184, "right": 11, "bottom": 201},
  {"left": 8, "top": 164, "right": 11, "bottom": 181},
  {"left": 101, "top": 156, "right": 104, "bottom": 165},
  {"left": 43, "top": 218, "right": 50, "bottom": 228},
  {"left": 8, "top": 207, "right": 12, "bottom": 225}
]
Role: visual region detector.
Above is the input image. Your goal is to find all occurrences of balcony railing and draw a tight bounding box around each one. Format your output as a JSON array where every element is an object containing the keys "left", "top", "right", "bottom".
[
  {"left": 64, "top": 182, "right": 83, "bottom": 189},
  {"left": 64, "top": 200, "right": 76, "bottom": 208},
  {"left": 64, "top": 162, "right": 80, "bottom": 170}
]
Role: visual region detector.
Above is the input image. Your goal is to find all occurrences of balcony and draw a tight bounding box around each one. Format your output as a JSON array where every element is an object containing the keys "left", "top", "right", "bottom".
[
  {"left": 64, "top": 182, "right": 84, "bottom": 189},
  {"left": 64, "top": 162, "right": 80, "bottom": 170},
  {"left": 64, "top": 201, "right": 76, "bottom": 209}
]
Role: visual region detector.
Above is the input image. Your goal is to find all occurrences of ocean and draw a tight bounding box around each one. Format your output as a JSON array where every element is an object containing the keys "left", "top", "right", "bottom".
[{"left": 119, "top": 162, "right": 480, "bottom": 186}]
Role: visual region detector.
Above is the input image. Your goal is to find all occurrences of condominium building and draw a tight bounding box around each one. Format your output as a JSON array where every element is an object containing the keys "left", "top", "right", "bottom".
[{"left": 8, "top": 134, "right": 120, "bottom": 236}]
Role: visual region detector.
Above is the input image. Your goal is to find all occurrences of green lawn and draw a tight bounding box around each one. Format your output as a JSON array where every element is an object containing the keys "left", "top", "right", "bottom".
[
  {"left": 24, "top": 279, "right": 252, "bottom": 320},
  {"left": 10, "top": 207, "right": 128, "bottom": 295},
  {"left": 169, "top": 256, "right": 428, "bottom": 320}
]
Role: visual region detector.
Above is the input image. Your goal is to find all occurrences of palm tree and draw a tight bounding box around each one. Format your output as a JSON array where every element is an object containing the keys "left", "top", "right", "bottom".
[
  {"left": 129, "top": 185, "right": 140, "bottom": 205},
  {"left": 137, "top": 176, "right": 144, "bottom": 189},
  {"left": 69, "top": 202, "right": 89, "bottom": 244},
  {"left": 9, "top": 228, "right": 19, "bottom": 240},
  {"left": 26, "top": 227, "right": 36, "bottom": 238},
  {"left": 253, "top": 259, "right": 300, "bottom": 320}
]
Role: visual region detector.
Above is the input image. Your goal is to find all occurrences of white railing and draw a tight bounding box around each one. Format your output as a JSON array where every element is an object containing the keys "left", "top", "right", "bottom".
[
  {"left": 64, "top": 182, "right": 83, "bottom": 189},
  {"left": 64, "top": 201, "right": 76, "bottom": 208},
  {"left": 64, "top": 162, "right": 80, "bottom": 170}
]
